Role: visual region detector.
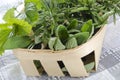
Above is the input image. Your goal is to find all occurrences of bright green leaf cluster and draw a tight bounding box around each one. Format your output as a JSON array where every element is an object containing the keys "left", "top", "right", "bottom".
[{"left": 0, "top": 8, "right": 32, "bottom": 55}]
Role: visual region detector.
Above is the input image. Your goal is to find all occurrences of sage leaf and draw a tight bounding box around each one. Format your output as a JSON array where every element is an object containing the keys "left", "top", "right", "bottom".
[
  {"left": 66, "top": 37, "right": 78, "bottom": 49},
  {"left": 68, "top": 19, "right": 78, "bottom": 30},
  {"left": 56, "top": 25, "right": 69, "bottom": 44},
  {"left": 54, "top": 38, "right": 65, "bottom": 51},
  {"left": 48, "top": 37, "right": 56, "bottom": 50},
  {"left": 81, "top": 20, "right": 93, "bottom": 33},
  {"left": 75, "top": 32, "right": 89, "bottom": 45},
  {"left": 35, "top": 36, "right": 42, "bottom": 44},
  {"left": 3, "top": 36, "right": 31, "bottom": 49}
]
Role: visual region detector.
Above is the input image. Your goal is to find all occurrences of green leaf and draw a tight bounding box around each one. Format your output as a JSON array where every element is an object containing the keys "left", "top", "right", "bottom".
[
  {"left": 25, "top": 0, "right": 42, "bottom": 10},
  {"left": 68, "top": 19, "right": 78, "bottom": 30},
  {"left": 35, "top": 36, "right": 42, "bottom": 44},
  {"left": 68, "top": 29, "right": 80, "bottom": 34},
  {"left": 88, "top": 0, "right": 96, "bottom": 5},
  {"left": 3, "top": 36, "right": 31, "bottom": 49},
  {"left": 41, "top": 32, "right": 50, "bottom": 47},
  {"left": 102, "top": 10, "right": 115, "bottom": 21},
  {"left": 54, "top": 38, "right": 65, "bottom": 51},
  {"left": 71, "top": 7, "right": 89, "bottom": 13},
  {"left": 85, "top": 62, "right": 95, "bottom": 72},
  {"left": 48, "top": 37, "right": 56, "bottom": 50},
  {"left": 0, "top": 30, "right": 11, "bottom": 46},
  {"left": 66, "top": 37, "right": 78, "bottom": 49},
  {"left": 0, "top": 24, "right": 12, "bottom": 55},
  {"left": 0, "top": 30, "right": 11, "bottom": 54},
  {"left": 50, "top": 25, "right": 54, "bottom": 35},
  {"left": 75, "top": 32, "right": 89, "bottom": 45},
  {"left": 3, "top": 8, "right": 15, "bottom": 21},
  {"left": 56, "top": 25, "right": 69, "bottom": 44},
  {"left": 10, "top": 18, "right": 32, "bottom": 36},
  {"left": 0, "top": 24, "right": 12, "bottom": 30},
  {"left": 57, "top": 0, "right": 65, "bottom": 3},
  {"left": 25, "top": 2, "right": 39, "bottom": 25},
  {"left": 81, "top": 20, "right": 93, "bottom": 33}
]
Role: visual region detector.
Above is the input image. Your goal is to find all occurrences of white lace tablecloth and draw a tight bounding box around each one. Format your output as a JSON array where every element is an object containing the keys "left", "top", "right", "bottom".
[{"left": 0, "top": 0, "right": 120, "bottom": 80}]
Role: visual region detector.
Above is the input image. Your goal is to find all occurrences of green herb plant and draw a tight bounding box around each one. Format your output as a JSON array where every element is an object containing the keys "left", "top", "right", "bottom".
[{"left": 0, "top": 0, "right": 120, "bottom": 55}]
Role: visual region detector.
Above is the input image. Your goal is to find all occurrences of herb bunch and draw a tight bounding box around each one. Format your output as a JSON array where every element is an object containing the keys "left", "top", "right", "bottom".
[{"left": 0, "top": 0, "right": 120, "bottom": 54}]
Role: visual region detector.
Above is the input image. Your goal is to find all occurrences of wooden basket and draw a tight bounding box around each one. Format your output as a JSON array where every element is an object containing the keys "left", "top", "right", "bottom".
[{"left": 13, "top": 26, "right": 106, "bottom": 77}]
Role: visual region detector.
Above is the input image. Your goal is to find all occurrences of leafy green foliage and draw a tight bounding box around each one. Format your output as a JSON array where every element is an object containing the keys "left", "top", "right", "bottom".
[
  {"left": 25, "top": 2, "right": 39, "bottom": 25},
  {"left": 48, "top": 37, "right": 56, "bottom": 50},
  {"left": 57, "top": 0, "right": 65, "bottom": 3},
  {"left": 3, "top": 8, "right": 15, "bottom": 21},
  {"left": 0, "top": 0, "right": 120, "bottom": 54},
  {"left": 54, "top": 38, "right": 65, "bottom": 51},
  {"left": 0, "top": 7, "right": 32, "bottom": 54},
  {"left": 66, "top": 37, "right": 78, "bottom": 49},
  {"left": 56, "top": 25, "right": 69, "bottom": 44},
  {"left": 68, "top": 19, "right": 78, "bottom": 30},
  {"left": 75, "top": 32, "right": 89, "bottom": 45},
  {"left": 3, "top": 36, "right": 31, "bottom": 49},
  {"left": 81, "top": 20, "right": 93, "bottom": 33},
  {"left": 11, "top": 18, "right": 32, "bottom": 36},
  {"left": 49, "top": 37, "right": 66, "bottom": 51},
  {"left": 0, "top": 24, "right": 12, "bottom": 55},
  {"left": 71, "top": 7, "right": 89, "bottom": 13},
  {"left": 25, "top": 0, "right": 42, "bottom": 10}
]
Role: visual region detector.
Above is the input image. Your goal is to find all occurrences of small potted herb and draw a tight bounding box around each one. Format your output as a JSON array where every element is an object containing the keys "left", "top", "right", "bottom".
[{"left": 0, "top": 0, "right": 120, "bottom": 77}]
